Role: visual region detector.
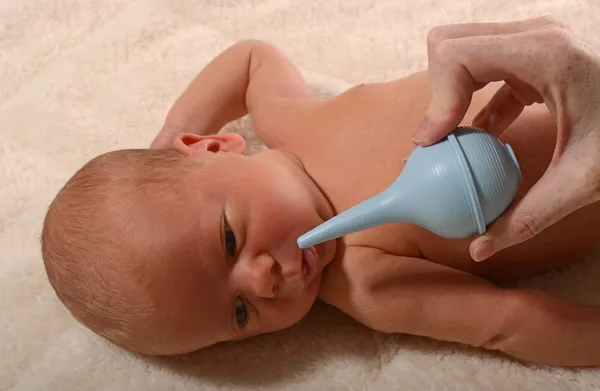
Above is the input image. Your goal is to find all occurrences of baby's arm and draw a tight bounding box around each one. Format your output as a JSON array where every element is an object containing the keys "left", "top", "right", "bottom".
[
  {"left": 322, "top": 246, "right": 600, "bottom": 367},
  {"left": 151, "top": 40, "right": 312, "bottom": 148}
]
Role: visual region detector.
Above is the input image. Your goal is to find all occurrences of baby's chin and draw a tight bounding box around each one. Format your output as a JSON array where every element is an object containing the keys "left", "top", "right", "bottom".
[
  {"left": 287, "top": 275, "right": 323, "bottom": 319},
  {"left": 255, "top": 279, "right": 322, "bottom": 337}
]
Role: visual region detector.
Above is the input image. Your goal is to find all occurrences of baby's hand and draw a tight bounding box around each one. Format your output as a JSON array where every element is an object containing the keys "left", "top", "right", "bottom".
[{"left": 150, "top": 124, "right": 185, "bottom": 149}]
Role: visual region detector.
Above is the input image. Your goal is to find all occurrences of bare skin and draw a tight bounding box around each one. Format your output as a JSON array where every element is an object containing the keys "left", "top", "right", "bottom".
[
  {"left": 152, "top": 40, "right": 600, "bottom": 366},
  {"left": 415, "top": 17, "right": 600, "bottom": 262}
]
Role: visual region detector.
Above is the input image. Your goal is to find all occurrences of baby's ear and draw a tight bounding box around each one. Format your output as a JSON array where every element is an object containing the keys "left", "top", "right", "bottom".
[{"left": 174, "top": 133, "right": 247, "bottom": 157}]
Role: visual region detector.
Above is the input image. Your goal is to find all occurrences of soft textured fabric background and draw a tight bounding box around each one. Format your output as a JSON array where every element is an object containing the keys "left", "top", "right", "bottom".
[{"left": 2, "top": 1, "right": 600, "bottom": 390}]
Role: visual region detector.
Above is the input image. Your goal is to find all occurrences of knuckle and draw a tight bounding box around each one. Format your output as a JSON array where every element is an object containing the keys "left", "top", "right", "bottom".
[
  {"left": 539, "top": 24, "right": 574, "bottom": 49},
  {"left": 426, "top": 25, "right": 467, "bottom": 65},
  {"left": 511, "top": 212, "right": 542, "bottom": 242},
  {"left": 432, "top": 38, "right": 455, "bottom": 63},
  {"left": 537, "top": 15, "right": 564, "bottom": 29},
  {"left": 530, "top": 26, "right": 578, "bottom": 81},
  {"left": 426, "top": 25, "right": 449, "bottom": 47},
  {"left": 530, "top": 15, "right": 571, "bottom": 45},
  {"left": 549, "top": 26, "right": 573, "bottom": 45}
]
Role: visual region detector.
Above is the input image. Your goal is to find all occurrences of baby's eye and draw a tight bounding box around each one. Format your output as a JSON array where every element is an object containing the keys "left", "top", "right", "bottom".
[
  {"left": 224, "top": 225, "right": 237, "bottom": 256},
  {"left": 234, "top": 296, "right": 248, "bottom": 327}
]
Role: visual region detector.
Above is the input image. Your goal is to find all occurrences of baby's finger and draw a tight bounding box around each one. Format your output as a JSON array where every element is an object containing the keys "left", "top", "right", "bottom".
[
  {"left": 150, "top": 127, "right": 181, "bottom": 149},
  {"left": 469, "top": 153, "right": 598, "bottom": 262}
]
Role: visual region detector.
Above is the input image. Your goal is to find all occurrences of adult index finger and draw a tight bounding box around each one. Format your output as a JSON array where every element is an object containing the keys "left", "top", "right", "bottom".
[{"left": 415, "top": 31, "right": 551, "bottom": 146}]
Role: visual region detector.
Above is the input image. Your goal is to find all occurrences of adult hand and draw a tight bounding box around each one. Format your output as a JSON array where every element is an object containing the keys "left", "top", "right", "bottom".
[{"left": 413, "top": 16, "right": 600, "bottom": 261}]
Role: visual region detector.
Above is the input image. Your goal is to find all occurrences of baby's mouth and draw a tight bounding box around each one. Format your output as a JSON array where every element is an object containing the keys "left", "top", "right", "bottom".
[
  {"left": 301, "top": 246, "right": 319, "bottom": 286},
  {"left": 278, "top": 246, "right": 320, "bottom": 295}
]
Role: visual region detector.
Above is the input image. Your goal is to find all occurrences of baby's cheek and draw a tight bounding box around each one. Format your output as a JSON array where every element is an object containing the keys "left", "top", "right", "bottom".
[
  {"left": 272, "top": 174, "right": 315, "bottom": 216},
  {"left": 255, "top": 197, "right": 309, "bottom": 238},
  {"left": 279, "top": 299, "right": 316, "bottom": 330}
]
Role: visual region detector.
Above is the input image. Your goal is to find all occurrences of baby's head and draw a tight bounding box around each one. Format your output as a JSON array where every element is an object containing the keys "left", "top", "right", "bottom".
[{"left": 41, "top": 133, "right": 336, "bottom": 355}]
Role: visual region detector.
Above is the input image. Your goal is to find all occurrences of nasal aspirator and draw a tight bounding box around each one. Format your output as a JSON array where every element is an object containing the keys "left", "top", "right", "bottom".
[{"left": 297, "top": 126, "right": 522, "bottom": 248}]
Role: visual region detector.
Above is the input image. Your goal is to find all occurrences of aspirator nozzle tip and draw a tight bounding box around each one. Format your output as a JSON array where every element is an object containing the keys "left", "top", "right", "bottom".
[{"left": 297, "top": 190, "right": 397, "bottom": 249}]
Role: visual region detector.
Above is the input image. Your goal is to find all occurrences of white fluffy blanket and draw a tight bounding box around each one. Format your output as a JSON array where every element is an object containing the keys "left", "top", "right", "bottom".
[{"left": 2, "top": 1, "right": 600, "bottom": 390}]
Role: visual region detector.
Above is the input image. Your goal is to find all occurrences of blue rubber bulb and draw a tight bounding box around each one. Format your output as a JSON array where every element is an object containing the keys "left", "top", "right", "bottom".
[{"left": 297, "top": 126, "right": 522, "bottom": 249}]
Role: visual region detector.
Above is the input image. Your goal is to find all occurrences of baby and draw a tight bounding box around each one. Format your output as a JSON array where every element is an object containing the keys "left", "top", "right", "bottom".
[{"left": 41, "top": 40, "right": 600, "bottom": 367}]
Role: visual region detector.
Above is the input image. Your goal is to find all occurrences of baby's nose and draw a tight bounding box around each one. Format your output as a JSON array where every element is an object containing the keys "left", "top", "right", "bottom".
[{"left": 241, "top": 254, "right": 280, "bottom": 299}]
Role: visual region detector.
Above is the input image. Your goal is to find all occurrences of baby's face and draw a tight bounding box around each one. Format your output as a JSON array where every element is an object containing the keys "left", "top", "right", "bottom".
[{"left": 145, "top": 139, "right": 336, "bottom": 354}]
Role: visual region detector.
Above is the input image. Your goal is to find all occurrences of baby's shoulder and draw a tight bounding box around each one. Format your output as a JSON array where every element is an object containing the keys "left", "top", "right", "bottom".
[
  {"left": 318, "top": 230, "right": 425, "bottom": 296},
  {"left": 317, "top": 245, "right": 439, "bottom": 327},
  {"left": 317, "top": 246, "right": 377, "bottom": 312},
  {"left": 318, "top": 245, "right": 404, "bottom": 308}
]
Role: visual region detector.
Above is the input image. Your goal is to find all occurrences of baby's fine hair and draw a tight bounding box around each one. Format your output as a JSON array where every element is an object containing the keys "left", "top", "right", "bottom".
[{"left": 41, "top": 148, "right": 196, "bottom": 354}]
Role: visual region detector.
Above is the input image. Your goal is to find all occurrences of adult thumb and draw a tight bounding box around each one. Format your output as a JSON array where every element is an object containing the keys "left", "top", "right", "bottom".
[{"left": 469, "top": 155, "right": 595, "bottom": 262}]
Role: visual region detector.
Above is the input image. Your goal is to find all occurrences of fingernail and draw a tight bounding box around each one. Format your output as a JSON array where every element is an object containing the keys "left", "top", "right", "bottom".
[{"left": 472, "top": 238, "right": 495, "bottom": 262}]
